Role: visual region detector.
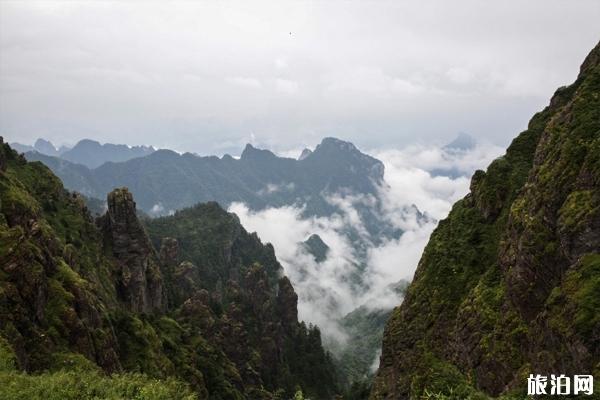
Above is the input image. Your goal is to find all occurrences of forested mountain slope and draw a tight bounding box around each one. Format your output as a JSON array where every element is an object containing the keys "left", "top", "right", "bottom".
[
  {"left": 0, "top": 139, "right": 339, "bottom": 399},
  {"left": 371, "top": 41, "right": 600, "bottom": 399}
]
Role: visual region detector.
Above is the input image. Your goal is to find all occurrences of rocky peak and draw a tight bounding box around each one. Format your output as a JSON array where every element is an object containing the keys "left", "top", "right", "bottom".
[
  {"left": 311, "top": 137, "right": 385, "bottom": 182},
  {"left": 444, "top": 132, "right": 476, "bottom": 152},
  {"left": 100, "top": 187, "right": 164, "bottom": 313},
  {"left": 240, "top": 143, "right": 278, "bottom": 161},
  {"left": 298, "top": 148, "right": 313, "bottom": 160},
  {"left": 316, "top": 137, "right": 358, "bottom": 152},
  {"left": 580, "top": 40, "right": 600, "bottom": 75},
  {"left": 301, "top": 233, "right": 330, "bottom": 263},
  {"left": 34, "top": 138, "right": 59, "bottom": 156},
  {"left": 159, "top": 237, "right": 179, "bottom": 267}
]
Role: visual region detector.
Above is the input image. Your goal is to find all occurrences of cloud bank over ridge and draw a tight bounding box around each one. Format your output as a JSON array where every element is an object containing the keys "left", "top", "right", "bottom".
[{"left": 230, "top": 141, "right": 504, "bottom": 344}]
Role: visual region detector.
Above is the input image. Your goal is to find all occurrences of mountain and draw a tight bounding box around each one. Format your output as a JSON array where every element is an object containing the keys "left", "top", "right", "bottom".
[
  {"left": 0, "top": 139, "right": 339, "bottom": 399},
  {"left": 60, "top": 139, "right": 155, "bottom": 168},
  {"left": 33, "top": 138, "right": 61, "bottom": 156},
  {"left": 443, "top": 132, "right": 476, "bottom": 152},
  {"left": 371, "top": 42, "right": 600, "bottom": 399},
  {"left": 301, "top": 234, "right": 330, "bottom": 263},
  {"left": 34, "top": 137, "right": 383, "bottom": 214},
  {"left": 12, "top": 138, "right": 155, "bottom": 168},
  {"left": 429, "top": 133, "right": 479, "bottom": 178},
  {"left": 25, "top": 137, "right": 396, "bottom": 241},
  {"left": 22, "top": 136, "right": 420, "bottom": 391},
  {"left": 298, "top": 148, "right": 313, "bottom": 160},
  {"left": 10, "top": 138, "right": 66, "bottom": 157}
]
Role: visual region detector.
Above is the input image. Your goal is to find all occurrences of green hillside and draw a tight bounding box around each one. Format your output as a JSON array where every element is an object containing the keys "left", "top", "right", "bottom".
[
  {"left": 371, "top": 41, "right": 600, "bottom": 399},
  {"left": 0, "top": 140, "right": 339, "bottom": 399}
]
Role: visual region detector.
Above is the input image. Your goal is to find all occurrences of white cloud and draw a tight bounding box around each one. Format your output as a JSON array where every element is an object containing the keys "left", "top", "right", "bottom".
[
  {"left": 229, "top": 141, "right": 504, "bottom": 347},
  {"left": 274, "top": 78, "right": 299, "bottom": 94},
  {"left": 274, "top": 58, "right": 288, "bottom": 69},
  {"left": 225, "top": 76, "right": 262, "bottom": 89},
  {"left": 150, "top": 203, "right": 164, "bottom": 214},
  {"left": 2, "top": 1, "right": 598, "bottom": 152},
  {"left": 257, "top": 182, "right": 296, "bottom": 195}
]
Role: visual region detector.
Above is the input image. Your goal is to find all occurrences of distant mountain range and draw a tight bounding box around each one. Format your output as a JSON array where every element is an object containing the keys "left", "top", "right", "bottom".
[
  {"left": 24, "top": 137, "right": 401, "bottom": 243},
  {"left": 19, "top": 135, "right": 425, "bottom": 388},
  {"left": 10, "top": 138, "right": 69, "bottom": 157},
  {"left": 11, "top": 138, "right": 155, "bottom": 168}
]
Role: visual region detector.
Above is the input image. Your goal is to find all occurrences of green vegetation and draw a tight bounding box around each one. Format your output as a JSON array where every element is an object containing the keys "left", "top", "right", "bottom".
[
  {"left": 0, "top": 335, "right": 196, "bottom": 400},
  {"left": 371, "top": 41, "right": 600, "bottom": 399},
  {"left": 0, "top": 139, "right": 340, "bottom": 399},
  {"left": 1, "top": 370, "right": 197, "bottom": 400}
]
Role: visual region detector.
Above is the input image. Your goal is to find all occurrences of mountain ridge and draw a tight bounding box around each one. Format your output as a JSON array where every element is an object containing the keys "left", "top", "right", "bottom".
[
  {"left": 12, "top": 138, "right": 155, "bottom": 169},
  {"left": 370, "top": 40, "right": 600, "bottom": 400},
  {"left": 0, "top": 139, "right": 340, "bottom": 399},
  {"left": 23, "top": 137, "right": 392, "bottom": 240}
]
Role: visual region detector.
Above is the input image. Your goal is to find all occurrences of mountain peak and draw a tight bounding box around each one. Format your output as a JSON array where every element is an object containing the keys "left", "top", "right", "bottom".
[
  {"left": 75, "top": 138, "right": 102, "bottom": 147},
  {"left": 309, "top": 137, "right": 385, "bottom": 183},
  {"left": 34, "top": 138, "right": 56, "bottom": 149},
  {"left": 302, "top": 234, "right": 330, "bottom": 263},
  {"left": 580, "top": 40, "right": 600, "bottom": 75},
  {"left": 316, "top": 137, "right": 358, "bottom": 153},
  {"left": 240, "top": 143, "right": 277, "bottom": 160},
  {"left": 444, "top": 132, "right": 476, "bottom": 152},
  {"left": 298, "top": 148, "right": 312, "bottom": 160},
  {"left": 33, "top": 138, "right": 59, "bottom": 156},
  {"left": 101, "top": 187, "right": 164, "bottom": 313},
  {"left": 60, "top": 139, "right": 156, "bottom": 168}
]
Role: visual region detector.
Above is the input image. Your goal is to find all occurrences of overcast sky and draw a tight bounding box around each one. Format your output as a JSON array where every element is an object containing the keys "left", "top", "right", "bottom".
[{"left": 1, "top": 1, "right": 599, "bottom": 155}]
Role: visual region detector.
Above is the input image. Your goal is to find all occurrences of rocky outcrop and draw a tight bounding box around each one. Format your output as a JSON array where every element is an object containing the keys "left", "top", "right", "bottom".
[
  {"left": 0, "top": 137, "right": 7, "bottom": 172},
  {"left": 99, "top": 187, "right": 164, "bottom": 313},
  {"left": 277, "top": 276, "right": 299, "bottom": 331},
  {"left": 0, "top": 142, "right": 340, "bottom": 399},
  {"left": 145, "top": 202, "right": 341, "bottom": 398},
  {"left": 159, "top": 237, "right": 179, "bottom": 267},
  {"left": 0, "top": 141, "right": 121, "bottom": 372},
  {"left": 301, "top": 233, "right": 330, "bottom": 263},
  {"left": 371, "top": 41, "right": 600, "bottom": 399}
]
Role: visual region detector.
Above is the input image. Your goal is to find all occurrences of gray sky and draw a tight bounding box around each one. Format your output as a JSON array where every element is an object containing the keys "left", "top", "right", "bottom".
[{"left": 1, "top": 0, "right": 599, "bottom": 155}]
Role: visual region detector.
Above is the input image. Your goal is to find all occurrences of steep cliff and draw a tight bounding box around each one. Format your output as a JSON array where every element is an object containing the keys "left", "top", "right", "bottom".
[
  {"left": 0, "top": 139, "right": 339, "bottom": 399},
  {"left": 145, "top": 202, "right": 340, "bottom": 399},
  {"left": 98, "top": 188, "right": 164, "bottom": 313},
  {"left": 371, "top": 42, "right": 600, "bottom": 399}
]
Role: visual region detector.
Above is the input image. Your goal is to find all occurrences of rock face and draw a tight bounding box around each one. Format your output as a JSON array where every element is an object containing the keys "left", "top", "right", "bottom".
[
  {"left": 298, "top": 148, "right": 313, "bottom": 160},
  {"left": 302, "top": 233, "right": 330, "bottom": 263},
  {"left": 145, "top": 202, "right": 340, "bottom": 399},
  {"left": 0, "top": 142, "right": 122, "bottom": 373},
  {"left": 99, "top": 187, "right": 164, "bottom": 313},
  {"left": 0, "top": 144, "right": 339, "bottom": 399},
  {"left": 277, "top": 276, "right": 299, "bottom": 331},
  {"left": 371, "top": 41, "right": 600, "bottom": 399},
  {"left": 0, "top": 137, "right": 6, "bottom": 172}
]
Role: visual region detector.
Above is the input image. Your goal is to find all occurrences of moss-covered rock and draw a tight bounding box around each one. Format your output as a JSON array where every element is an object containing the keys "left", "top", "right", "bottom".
[
  {"left": 0, "top": 137, "right": 340, "bottom": 399},
  {"left": 370, "top": 41, "right": 600, "bottom": 399}
]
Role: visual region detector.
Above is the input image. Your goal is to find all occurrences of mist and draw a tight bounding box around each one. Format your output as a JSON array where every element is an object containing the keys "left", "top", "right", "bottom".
[
  {"left": 230, "top": 141, "right": 504, "bottom": 346},
  {"left": 2, "top": 1, "right": 599, "bottom": 153}
]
